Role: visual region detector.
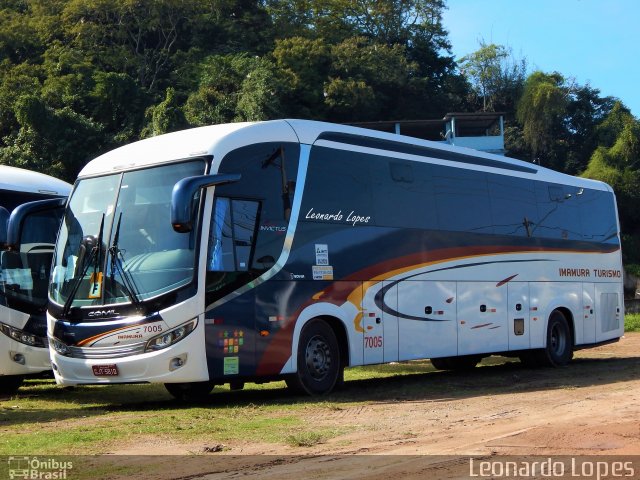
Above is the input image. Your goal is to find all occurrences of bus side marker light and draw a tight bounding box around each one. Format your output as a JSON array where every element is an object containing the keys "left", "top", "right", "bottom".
[{"left": 260, "top": 330, "right": 270, "bottom": 337}]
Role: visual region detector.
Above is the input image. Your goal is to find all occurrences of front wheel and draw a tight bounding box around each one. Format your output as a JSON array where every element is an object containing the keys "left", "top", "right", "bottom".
[
  {"left": 165, "top": 381, "right": 216, "bottom": 402},
  {"left": 286, "top": 319, "right": 342, "bottom": 395},
  {"left": 0, "top": 375, "right": 24, "bottom": 395}
]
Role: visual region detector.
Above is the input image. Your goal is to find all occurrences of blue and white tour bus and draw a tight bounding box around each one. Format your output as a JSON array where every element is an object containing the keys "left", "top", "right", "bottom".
[{"left": 23, "top": 120, "right": 622, "bottom": 399}]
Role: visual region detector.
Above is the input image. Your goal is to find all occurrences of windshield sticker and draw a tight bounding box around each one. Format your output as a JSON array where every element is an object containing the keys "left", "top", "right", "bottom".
[
  {"left": 305, "top": 208, "right": 371, "bottom": 226},
  {"left": 313, "top": 265, "right": 334, "bottom": 281},
  {"left": 315, "top": 244, "right": 329, "bottom": 265},
  {"left": 223, "top": 356, "right": 239, "bottom": 375},
  {"left": 88, "top": 272, "right": 103, "bottom": 299}
]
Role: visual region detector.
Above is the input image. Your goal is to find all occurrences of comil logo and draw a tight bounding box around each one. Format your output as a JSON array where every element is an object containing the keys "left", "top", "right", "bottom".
[{"left": 8, "top": 456, "right": 73, "bottom": 479}]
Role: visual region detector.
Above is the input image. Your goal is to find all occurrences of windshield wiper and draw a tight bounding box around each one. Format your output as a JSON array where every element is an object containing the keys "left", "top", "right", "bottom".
[
  {"left": 108, "top": 213, "right": 142, "bottom": 309},
  {"left": 61, "top": 214, "right": 104, "bottom": 318}
]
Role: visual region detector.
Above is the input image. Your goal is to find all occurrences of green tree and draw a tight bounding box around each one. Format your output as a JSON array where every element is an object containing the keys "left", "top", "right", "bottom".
[
  {"left": 271, "top": 37, "right": 331, "bottom": 118},
  {"left": 0, "top": 95, "right": 105, "bottom": 181},
  {"left": 325, "top": 37, "right": 417, "bottom": 121},
  {"left": 141, "top": 87, "right": 187, "bottom": 138},
  {"left": 184, "top": 53, "right": 287, "bottom": 125},
  {"left": 459, "top": 41, "right": 527, "bottom": 112},
  {"left": 516, "top": 71, "right": 568, "bottom": 163},
  {"left": 582, "top": 108, "right": 640, "bottom": 262}
]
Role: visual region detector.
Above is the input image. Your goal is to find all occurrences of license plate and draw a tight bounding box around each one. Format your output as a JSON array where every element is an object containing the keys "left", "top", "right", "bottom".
[{"left": 92, "top": 364, "right": 119, "bottom": 376}]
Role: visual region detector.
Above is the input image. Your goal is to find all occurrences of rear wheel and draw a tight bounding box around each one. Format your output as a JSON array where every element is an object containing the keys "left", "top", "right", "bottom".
[
  {"left": 519, "top": 310, "right": 573, "bottom": 368},
  {"left": 541, "top": 310, "right": 573, "bottom": 366},
  {"left": 0, "top": 375, "right": 24, "bottom": 395},
  {"left": 165, "top": 381, "right": 216, "bottom": 401},
  {"left": 286, "top": 319, "right": 342, "bottom": 395}
]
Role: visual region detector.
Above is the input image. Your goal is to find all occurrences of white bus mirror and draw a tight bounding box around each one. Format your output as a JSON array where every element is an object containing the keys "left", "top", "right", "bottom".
[{"left": 171, "top": 173, "right": 241, "bottom": 233}]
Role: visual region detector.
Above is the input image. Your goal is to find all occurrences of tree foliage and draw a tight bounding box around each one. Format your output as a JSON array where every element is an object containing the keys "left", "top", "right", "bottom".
[
  {"left": 0, "top": 0, "right": 468, "bottom": 181},
  {"left": 459, "top": 40, "right": 527, "bottom": 113},
  {"left": 516, "top": 71, "right": 568, "bottom": 162},
  {"left": 582, "top": 106, "right": 640, "bottom": 261},
  {"left": 0, "top": 0, "right": 639, "bottom": 257}
]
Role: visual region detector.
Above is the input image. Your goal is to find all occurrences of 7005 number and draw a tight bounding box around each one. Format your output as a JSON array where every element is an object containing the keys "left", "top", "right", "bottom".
[
  {"left": 143, "top": 325, "right": 163, "bottom": 333},
  {"left": 364, "top": 335, "right": 383, "bottom": 348}
]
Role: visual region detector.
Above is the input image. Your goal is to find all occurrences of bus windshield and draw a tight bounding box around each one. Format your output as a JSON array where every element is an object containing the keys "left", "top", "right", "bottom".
[{"left": 50, "top": 160, "right": 206, "bottom": 311}]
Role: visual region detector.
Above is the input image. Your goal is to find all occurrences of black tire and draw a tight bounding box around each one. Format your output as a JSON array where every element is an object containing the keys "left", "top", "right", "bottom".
[
  {"left": 164, "top": 381, "right": 216, "bottom": 401},
  {"left": 541, "top": 310, "right": 573, "bottom": 367},
  {"left": 0, "top": 375, "right": 24, "bottom": 395},
  {"left": 520, "top": 310, "right": 573, "bottom": 368},
  {"left": 446, "top": 355, "right": 481, "bottom": 371},
  {"left": 430, "top": 357, "right": 451, "bottom": 370},
  {"left": 286, "top": 319, "right": 342, "bottom": 395}
]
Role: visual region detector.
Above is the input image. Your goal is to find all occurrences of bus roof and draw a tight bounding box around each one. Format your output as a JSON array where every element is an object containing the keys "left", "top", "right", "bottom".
[
  {"left": 0, "top": 165, "right": 71, "bottom": 196},
  {"left": 78, "top": 119, "right": 611, "bottom": 192}
]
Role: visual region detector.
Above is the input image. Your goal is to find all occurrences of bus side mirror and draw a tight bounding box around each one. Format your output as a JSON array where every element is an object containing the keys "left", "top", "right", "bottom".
[
  {"left": 0, "top": 206, "right": 9, "bottom": 249},
  {"left": 171, "top": 173, "right": 241, "bottom": 233},
  {"left": 6, "top": 198, "right": 67, "bottom": 250}
]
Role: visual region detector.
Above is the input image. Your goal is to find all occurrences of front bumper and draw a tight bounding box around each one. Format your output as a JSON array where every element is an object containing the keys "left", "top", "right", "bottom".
[
  {"left": 50, "top": 322, "right": 209, "bottom": 386},
  {"left": 0, "top": 333, "right": 51, "bottom": 376}
]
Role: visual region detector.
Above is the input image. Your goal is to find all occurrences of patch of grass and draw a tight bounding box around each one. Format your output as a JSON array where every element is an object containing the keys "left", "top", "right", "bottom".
[
  {"left": 285, "top": 431, "right": 326, "bottom": 447},
  {"left": 346, "top": 359, "right": 436, "bottom": 381},
  {"left": 0, "top": 380, "right": 351, "bottom": 456},
  {"left": 625, "top": 313, "right": 640, "bottom": 332}
]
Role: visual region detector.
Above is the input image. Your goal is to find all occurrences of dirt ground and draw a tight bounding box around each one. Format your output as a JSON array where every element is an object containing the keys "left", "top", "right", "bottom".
[{"left": 98, "top": 333, "right": 640, "bottom": 479}]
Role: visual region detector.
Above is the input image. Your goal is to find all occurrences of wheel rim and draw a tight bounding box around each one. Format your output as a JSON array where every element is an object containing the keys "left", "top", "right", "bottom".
[
  {"left": 305, "top": 334, "right": 332, "bottom": 380},
  {"left": 550, "top": 322, "right": 566, "bottom": 356}
]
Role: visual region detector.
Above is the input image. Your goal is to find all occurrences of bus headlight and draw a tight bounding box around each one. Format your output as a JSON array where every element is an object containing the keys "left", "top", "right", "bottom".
[
  {"left": 145, "top": 319, "right": 197, "bottom": 352},
  {"left": 50, "top": 337, "right": 70, "bottom": 356},
  {"left": 0, "top": 322, "right": 47, "bottom": 348}
]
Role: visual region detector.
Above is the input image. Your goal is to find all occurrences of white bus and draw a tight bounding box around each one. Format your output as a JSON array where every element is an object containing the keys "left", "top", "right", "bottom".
[
  {"left": 0, "top": 165, "right": 71, "bottom": 394},
  {"left": 28, "top": 120, "right": 622, "bottom": 399}
]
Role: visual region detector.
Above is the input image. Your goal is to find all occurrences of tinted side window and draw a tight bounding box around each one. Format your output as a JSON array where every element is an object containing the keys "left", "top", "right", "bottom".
[
  {"left": 371, "top": 158, "right": 437, "bottom": 229},
  {"left": 578, "top": 189, "right": 618, "bottom": 244},
  {"left": 533, "top": 183, "right": 583, "bottom": 240},
  {"left": 302, "top": 146, "right": 375, "bottom": 225},
  {"left": 432, "top": 165, "right": 493, "bottom": 234},
  {"left": 488, "top": 175, "right": 538, "bottom": 237}
]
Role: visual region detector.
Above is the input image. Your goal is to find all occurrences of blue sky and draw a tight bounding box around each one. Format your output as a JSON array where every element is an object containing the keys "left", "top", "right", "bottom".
[{"left": 442, "top": 0, "right": 639, "bottom": 117}]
